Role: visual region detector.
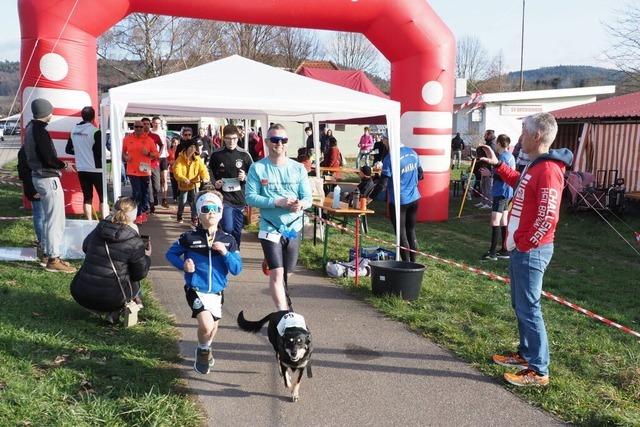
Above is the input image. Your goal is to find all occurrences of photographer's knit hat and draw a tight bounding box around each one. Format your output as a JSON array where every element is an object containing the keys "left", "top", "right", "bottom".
[{"left": 31, "top": 98, "right": 53, "bottom": 120}]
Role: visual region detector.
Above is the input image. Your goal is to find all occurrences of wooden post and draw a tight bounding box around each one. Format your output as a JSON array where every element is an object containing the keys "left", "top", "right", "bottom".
[{"left": 458, "top": 157, "right": 477, "bottom": 218}]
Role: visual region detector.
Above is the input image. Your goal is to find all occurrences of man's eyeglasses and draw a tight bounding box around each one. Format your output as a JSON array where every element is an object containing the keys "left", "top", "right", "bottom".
[
  {"left": 182, "top": 134, "right": 192, "bottom": 137},
  {"left": 200, "top": 204, "right": 222, "bottom": 214},
  {"left": 268, "top": 136, "right": 289, "bottom": 144},
  {"left": 224, "top": 136, "right": 239, "bottom": 141}
]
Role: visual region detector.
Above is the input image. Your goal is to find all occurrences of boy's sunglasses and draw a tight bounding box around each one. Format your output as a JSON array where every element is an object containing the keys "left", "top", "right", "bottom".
[
  {"left": 200, "top": 204, "right": 222, "bottom": 214},
  {"left": 268, "top": 136, "right": 289, "bottom": 144}
]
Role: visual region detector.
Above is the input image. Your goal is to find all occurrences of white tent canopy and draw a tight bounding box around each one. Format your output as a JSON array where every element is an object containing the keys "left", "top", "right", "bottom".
[{"left": 100, "top": 55, "right": 403, "bottom": 257}]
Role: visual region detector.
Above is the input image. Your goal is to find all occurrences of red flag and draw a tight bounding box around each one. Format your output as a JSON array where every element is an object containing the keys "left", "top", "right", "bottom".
[{"left": 454, "top": 91, "right": 482, "bottom": 114}]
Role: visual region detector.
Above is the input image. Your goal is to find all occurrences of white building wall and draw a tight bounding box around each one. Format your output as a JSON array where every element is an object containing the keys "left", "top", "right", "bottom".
[
  {"left": 454, "top": 94, "right": 599, "bottom": 147},
  {"left": 280, "top": 121, "right": 366, "bottom": 159}
]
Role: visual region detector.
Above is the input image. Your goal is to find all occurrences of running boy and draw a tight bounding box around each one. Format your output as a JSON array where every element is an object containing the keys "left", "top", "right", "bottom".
[{"left": 166, "top": 191, "right": 242, "bottom": 374}]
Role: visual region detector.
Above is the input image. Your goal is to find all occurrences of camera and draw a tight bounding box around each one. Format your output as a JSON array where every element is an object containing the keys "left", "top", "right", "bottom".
[{"left": 140, "top": 234, "right": 150, "bottom": 250}]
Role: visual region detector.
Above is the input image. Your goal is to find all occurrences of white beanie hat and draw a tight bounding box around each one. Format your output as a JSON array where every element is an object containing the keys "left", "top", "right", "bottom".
[{"left": 195, "top": 192, "right": 223, "bottom": 214}]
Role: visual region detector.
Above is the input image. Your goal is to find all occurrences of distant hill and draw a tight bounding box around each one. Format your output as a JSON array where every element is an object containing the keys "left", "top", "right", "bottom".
[
  {"left": 505, "top": 65, "right": 625, "bottom": 90},
  {"left": 0, "top": 61, "right": 632, "bottom": 116}
]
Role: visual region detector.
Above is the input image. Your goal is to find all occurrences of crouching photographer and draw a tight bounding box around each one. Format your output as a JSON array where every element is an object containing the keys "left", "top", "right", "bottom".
[{"left": 70, "top": 197, "right": 151, "bottom": 325}]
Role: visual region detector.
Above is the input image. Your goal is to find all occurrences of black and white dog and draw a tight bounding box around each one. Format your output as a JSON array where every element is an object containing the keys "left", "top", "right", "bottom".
[{"left": 237, "top": 310, "right": 313, "bottom": 402}]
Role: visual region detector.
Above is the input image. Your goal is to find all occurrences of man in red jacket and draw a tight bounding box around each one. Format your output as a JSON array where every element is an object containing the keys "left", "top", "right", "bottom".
[{"left": 479, "top": 112, "right": 573, "bottom": 387}]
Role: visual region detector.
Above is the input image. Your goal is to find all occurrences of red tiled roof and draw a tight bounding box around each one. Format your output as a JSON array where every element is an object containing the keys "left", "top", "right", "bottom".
[
  {"left": 551, "top": 91, "right": 640, "bottom": 120},
  {"left": 297, "top": 67, "right": 388, "bottom": 99},
  {"left": 294, "top": 60, "right": 340, "bottom": 73}
]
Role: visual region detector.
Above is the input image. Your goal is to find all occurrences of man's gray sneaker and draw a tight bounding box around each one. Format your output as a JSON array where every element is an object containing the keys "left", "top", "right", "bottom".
[{"left": 194, "top": 347, "right": 214, "bottom": 374}]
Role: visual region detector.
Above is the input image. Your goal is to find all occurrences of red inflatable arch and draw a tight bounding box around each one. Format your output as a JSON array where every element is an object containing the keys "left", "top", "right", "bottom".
[{"left": 18, "top": 0, "right": 455, "bottom": 221}]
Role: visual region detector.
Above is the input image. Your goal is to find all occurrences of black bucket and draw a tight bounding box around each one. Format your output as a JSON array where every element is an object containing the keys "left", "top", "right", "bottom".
[{"left": 369, "top": 260, "right": 426, "bottom": 301}]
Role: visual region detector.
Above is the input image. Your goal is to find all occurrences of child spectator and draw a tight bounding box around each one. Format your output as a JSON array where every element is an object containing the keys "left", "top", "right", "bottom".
[
  {"left": 358, "top": 165, "right": 376, "bottom": 197},
  {"left": 172, "top": 140, "right": 210, "bottom": 225},
  {"left": 480, "top": 134, "right": 516, "bottom": 260},
  {"left": 166, "top": 191, "right": 242, "bottom": 374}
]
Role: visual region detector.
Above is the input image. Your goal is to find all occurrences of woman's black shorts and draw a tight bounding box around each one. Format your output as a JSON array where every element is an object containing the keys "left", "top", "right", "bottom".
[{"left": 260, "top": 234, "right": 300, "bottom": 273}]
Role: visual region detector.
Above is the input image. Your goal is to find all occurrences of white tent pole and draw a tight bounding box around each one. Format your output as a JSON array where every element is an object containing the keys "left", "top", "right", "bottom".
[
  {"left": 312, "top": 116, "right": 321, "bottom": 178},
  {"left": 262, "top": 115, "right": 270, "bottom": 156},
  {"left": 99, "top": 101, "right": 109, "bottom": 218},
  {"left": 387, "top": 115, "right": 402, "bottom": 261},
  {"left": 244, "top": 118, "right": 249, "bottom": 149}
]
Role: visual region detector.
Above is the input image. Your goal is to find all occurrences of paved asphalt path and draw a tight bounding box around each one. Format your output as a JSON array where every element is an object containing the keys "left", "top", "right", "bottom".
[{"left": 143, "top": 211, "right": 562, "bottom": 427}]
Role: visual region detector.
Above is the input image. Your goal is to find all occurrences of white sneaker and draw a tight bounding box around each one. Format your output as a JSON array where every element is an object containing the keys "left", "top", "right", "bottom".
[
  {"left": 480, "top": 204, "right": 492, "bottom": 209},
  {"left": 474, "top": 202, "right": 484, "bottom": 207}
]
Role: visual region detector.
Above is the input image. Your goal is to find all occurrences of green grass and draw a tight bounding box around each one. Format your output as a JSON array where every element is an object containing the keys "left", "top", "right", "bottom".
[
  {"left": 299, "top": 197, "right": 640, "bottom": 426},
  {"left": 1, "top": 159, "right": 18, "bottom": 176},
  {"left": 0, "top": 184, "right": 202, "bottom": 426}
]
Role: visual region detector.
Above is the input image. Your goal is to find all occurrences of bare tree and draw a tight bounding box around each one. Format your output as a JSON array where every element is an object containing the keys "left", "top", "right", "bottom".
[
  {"left": 220, "top": 23, "right": 279, "bottom": 62},
  {"left": 604, "top": 3, "right": 640, "bottom": 91},
  {"left": 478, "top": 50, "right": 512, "bottom": 92},
  {"left": 98, "top": 15, "right": 225, "bottom": 82},
  {"left": 175, "top": 20, "right": 225, "bottom": 69},
  {"left": 328, "top": 32, "right": 380, "bottom": 74},
  {"left": 456, "top": 35, "right": 489, "bottom": 84},
  {"left": 98, "top": 14, "right": 189, "bottom": 80},
  {"left": 274, "top": 28, "right": 322, "bottom": 70}
]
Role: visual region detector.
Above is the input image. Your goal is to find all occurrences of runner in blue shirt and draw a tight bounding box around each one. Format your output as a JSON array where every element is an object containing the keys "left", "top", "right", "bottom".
[
  {"left": 371, "top": 144, "right": 423, "bottom": 262},
  {"left": 245, "top": 123, "right": 312, "bottom": 310}
]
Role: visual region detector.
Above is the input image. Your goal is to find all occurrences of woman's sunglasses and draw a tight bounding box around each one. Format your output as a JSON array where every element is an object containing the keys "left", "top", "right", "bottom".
[
  {"left": 268, "top": 136, "right": 289, "bottom": 144},
  {"left": 200, "top": 204, "right": 222, "bottom": 214}
]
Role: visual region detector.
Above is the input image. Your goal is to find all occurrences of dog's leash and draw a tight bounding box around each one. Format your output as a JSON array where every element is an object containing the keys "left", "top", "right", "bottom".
[{"left": 283, "top": 264, "right": 293, "bottom": 311}]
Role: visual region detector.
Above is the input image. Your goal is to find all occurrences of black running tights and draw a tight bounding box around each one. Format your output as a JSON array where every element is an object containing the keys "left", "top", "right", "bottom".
[{"left": 388, "top": 200, "right": 419, "bottom": 262}]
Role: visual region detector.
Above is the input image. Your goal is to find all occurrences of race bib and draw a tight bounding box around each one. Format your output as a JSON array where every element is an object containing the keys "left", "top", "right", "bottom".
[
  {"left": 276, "top": 312, "right": 307, "bottom": 336},
  {"left": 222, "top": 177, "right": 241, "bottom": 192},
  {"left": 195, "top": 291, "right": 223, "bottom": 319},
  {"left": 258, "top": 230, "right": 281, "bottom": 243},
  {"left": 138, "top": 162, "right": 151, "bottom": 173}
]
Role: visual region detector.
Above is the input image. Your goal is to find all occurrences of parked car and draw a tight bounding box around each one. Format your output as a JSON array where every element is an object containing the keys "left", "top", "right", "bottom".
[{"left": 3, "top": 121, "right": 20, "bottom": 135}]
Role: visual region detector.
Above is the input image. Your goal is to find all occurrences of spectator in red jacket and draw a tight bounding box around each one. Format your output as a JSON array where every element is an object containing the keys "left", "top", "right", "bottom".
[
  {"left": 320, "top": 137, "right": 343, "bottom": 179},
  {"left": 480, "top": 112, "right": 573, "bottom": 387}
]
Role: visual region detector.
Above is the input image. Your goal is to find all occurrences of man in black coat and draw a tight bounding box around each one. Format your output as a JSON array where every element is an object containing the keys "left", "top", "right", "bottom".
[
  {"left": 451, "top": 132, "right": 465, "bottom": 169},
  {"left": 24, "top": 98, "right": 76, "bottom": 273},
  {"left": 17, "top": 145, "right": 46, "bottom": 264}
]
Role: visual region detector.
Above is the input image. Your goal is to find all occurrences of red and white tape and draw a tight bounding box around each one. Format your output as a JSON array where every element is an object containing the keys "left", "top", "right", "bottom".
[{"left": 309, "top": 213, "right": 640, "bottom": 339}]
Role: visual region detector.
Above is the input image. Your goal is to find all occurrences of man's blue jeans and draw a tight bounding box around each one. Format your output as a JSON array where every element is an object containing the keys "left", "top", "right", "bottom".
[
  {"left": 221, "top": 204, "right": 245, "bottom": 247},
  {"left": 32, "top": 199, "right": 44, "bottom": 249},
  {"left": 129, "top": 175, "right": 150, "bottom": 215},
  {"left": 509, "top": 243, "right": 554, "bottom": 376}
]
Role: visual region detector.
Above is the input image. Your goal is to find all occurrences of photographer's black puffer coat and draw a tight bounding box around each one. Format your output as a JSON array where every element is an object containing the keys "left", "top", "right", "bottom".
[{"left": 70, "top": 219, "right": 150, "bottom": 312}]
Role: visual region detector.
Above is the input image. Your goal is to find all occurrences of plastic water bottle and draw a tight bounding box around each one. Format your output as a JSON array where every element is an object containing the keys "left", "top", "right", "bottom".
[
  {"left": 352, "top": 188, "right": 360, "bottom": 209},
  {"left": 332, "top": 185, "right": 341, "bottom": 209}
]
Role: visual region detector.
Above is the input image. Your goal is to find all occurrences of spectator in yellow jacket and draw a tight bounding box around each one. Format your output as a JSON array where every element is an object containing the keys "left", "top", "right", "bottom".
[{"left": 172, "top": 141, "right": 210, "bottom": 225}]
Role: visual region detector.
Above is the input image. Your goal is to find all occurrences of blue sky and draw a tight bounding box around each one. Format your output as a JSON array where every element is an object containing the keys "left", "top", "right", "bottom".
[{"left": 2, "top": 0, "right": 631, "bottom": 72}]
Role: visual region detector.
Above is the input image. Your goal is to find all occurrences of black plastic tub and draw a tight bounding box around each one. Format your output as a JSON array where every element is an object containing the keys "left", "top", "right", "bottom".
[{"left": 369, "top": 260, "right": 426, "bottom": 301}]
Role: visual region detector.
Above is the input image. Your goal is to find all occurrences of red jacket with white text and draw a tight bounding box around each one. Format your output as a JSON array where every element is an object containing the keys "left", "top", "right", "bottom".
[{"left": 495, "top": 148, "right": 573, "bottom": 252}]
